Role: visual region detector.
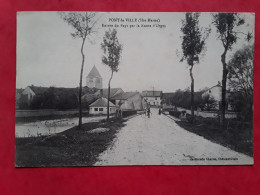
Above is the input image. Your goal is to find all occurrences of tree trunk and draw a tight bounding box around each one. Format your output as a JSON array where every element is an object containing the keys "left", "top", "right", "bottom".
[
  {"left": 78, "top": 38, "right": 86, "bottom": 128},
  {"left": 189, "top": 65, "right": 194, "bottom": 123},
  {"left": 107, "top": 71, "right": 114, "bottom": 121},
  {"left": 220, "top": 49, "right": 228, "bottom": 126}
]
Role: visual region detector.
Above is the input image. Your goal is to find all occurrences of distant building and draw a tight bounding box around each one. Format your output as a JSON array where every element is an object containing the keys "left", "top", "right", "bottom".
[
  {"left": 89, "top": 97, "right": 116, "bottom": 115},
  {"left": 202, "top": 82, "right": 230, "bottom": 110},
  {"left": 142, "top": 90, "right": 163, "bottom": 107},
  {"left": 111, "top": 92, "right": 144, "bottom": 111},
  {"left": 86, "top": 65, "right": 103, "bottom": 89},
  {"left": 21, "top": 85, "right": 48, "bottom": 105}
]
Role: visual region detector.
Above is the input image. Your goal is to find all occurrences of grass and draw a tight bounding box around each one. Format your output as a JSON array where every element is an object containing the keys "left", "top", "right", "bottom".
[
  {"left": 175, "top": 116, "right": 253, "bottom": 157},
  {"left": 15, "top": 118, "right": 126, "bottom": 167}
]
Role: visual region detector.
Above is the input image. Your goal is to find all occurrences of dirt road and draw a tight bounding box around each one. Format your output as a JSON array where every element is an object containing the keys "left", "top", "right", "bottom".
[{"left": 95, "top": 108, "right": 253, "bottom": 165}]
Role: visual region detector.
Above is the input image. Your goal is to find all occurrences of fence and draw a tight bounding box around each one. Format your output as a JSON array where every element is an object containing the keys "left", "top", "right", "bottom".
[{"left": 166, "top": 107, "right": 237, "bottom": 119}]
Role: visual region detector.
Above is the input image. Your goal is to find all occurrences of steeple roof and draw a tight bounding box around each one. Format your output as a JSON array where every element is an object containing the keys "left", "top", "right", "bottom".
[{"left": 87, "top": 65, "right": 102, "bottom": 78}]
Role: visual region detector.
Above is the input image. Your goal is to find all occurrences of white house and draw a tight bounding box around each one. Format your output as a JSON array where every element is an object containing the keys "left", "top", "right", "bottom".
[
  {"left": 202, "top": 82, "right": 230, "bottom": 110},
  {"left": 142, "top": 90, "right": 162, "bottom": 107},
  {"left": 89, "top": 97, "right": 116, "bottom": 115}
]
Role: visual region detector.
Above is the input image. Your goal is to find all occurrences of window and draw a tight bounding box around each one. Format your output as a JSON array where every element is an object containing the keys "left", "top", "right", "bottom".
[
  {"left": 155, "top": 97, "right": 157, "bottom": 100},
  {"left": 99, "top": 108, "right": 103, "bottom": 111},
  {"left": 94, "top": 108, "right": 98, "bottom": 111},
  {"left": 89, "top": 78, "right": 93, "bottom": 82}
]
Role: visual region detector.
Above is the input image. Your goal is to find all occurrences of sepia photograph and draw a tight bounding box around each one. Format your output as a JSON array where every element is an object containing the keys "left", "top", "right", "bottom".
[{"left": 15, "top": 12, "right": 255, "bottom": 167}]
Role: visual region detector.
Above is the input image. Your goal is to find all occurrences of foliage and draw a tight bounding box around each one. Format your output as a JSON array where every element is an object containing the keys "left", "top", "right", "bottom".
[
  {"left": 228, "top": 45, "right": 254, "bottom": 96},
  {"left": 61, "top": 12, "right": 98, "bottom": 40},
  {"left": 228, "top": 45, "right": 254, "bottom": 121},
  {"left": 169, "top": 89, "right": 204, "bottom": 110},
  {"left": 180, "top": 13, "right": 210, "bottom": 65},
  {"left": 61, "top": 12, "right": 98, "bottom": 128},
  {"left": 179, "top": 13, "right": 210, "bottom": 123},
  {"left": 101, "top": 29, "right": 122, "bottom": 121},
  {"left": 101, "top": 29, "right": 122, "bottom": 72},
  {"left": 30, "top": 87, "right": 79, "bottom": 110},
  {"left": 212, "top": 13, "right": 251, "bottom": 125},
  {"left": 202, "top": 94, "right": 218, "bottom": 111}
]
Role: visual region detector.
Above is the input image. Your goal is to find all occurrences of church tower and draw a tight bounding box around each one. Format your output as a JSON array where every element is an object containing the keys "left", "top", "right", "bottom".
[{"left": 86, "top": 65, "right": 103, "bottom": 89}]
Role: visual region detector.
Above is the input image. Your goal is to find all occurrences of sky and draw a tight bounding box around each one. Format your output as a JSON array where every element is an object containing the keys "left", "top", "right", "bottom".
[{"left": 16, "top": 12, "right": 255, "bottom": 92}]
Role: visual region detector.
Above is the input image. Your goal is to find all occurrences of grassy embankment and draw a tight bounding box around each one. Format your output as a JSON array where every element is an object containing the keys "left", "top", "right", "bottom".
[
  {"left": 15, "top": 118, "right": 126, "bottom": 167},
  {"left": 175, "top": 116, "right": 253, "bottom": 157}
]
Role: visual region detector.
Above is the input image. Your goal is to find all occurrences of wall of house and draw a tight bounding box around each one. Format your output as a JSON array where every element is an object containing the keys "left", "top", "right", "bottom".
[
  {"left": 144, "top": 96, "right": 161, "bottom": 106},
  {"left": 22, "top": 87, "right": 35, "bottom": 105},
  {"left": 202, "top": 86, "right": 221, "bottom": 102},
  {"left": 89, "top": 106, "right": 116, "bottom": 115}
]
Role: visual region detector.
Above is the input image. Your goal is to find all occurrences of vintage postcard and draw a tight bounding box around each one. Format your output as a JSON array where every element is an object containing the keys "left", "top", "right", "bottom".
[{"left": 15, "top": 12, "right": 254, "bottom": 167}]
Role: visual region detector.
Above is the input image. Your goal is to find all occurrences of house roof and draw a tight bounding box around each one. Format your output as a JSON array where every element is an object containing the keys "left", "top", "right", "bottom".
[
  {"left": 29, "top": 86, "right": 49, "bottom": 95},
  {"left": 89, "top": 97, "right": 116, "bottom": 107},
  {"left": 142, "top": 90, "right": 162, "bottom": 97},
  {"left": 87, "top": 65, "right": 102, "bottom": 78},
  {"left": 95, "top": 88, "right": 124, "bottom": 98},
  {"left": 111, "top": 92, "right": 139, "bottom": 100}
]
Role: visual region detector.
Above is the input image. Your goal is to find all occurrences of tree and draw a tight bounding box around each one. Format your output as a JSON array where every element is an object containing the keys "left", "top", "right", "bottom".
[
  {"left": 202, "top": 94, "right": 218, "bottom": 111},
  {"left": 101, "top": 29, "right": 122, "bottom": 121},
  {"left": 228, "top": 44, "right": 254, "bottom": 120},
  {"left": 180, "top": 13, "right": 210, "bottom": 123},
  {"left": 61, "top": 12, "right": 98, "bottom": 128},
  {"left": 212, "top": 13, "right": 252, "bottom": 125}
]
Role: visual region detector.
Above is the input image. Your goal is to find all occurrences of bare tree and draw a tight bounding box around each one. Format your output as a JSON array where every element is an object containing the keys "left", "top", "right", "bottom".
[
  {"left": 61, "top": 12, "right": 98, "bottom": 128},
  {"left": 179, "top": 13, "right": 210, "bottom": 123},
  {"left": 101, "top": 29, "right": 122, "bottom": 121},
  {"left": 212, "top": 13, "right": 252, "bottom": 125}
]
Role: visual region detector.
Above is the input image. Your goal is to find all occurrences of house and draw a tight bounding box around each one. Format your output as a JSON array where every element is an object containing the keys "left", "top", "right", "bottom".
[
  {"left": 201, "top": 82, "right": 230, "bottom": 110},
  {"left": 89, "top": 97, "right": 116, "bottom": 115},
  {"left": 95, "top": 88, "right": 124, "bottom": 99},
  {"left": 111, "top": 92, "right": 144, "bottom": 111},
  {"left": 21, "top": 85, "right": 49, "bottom": 105},
  {"left": 142, "top": 90, "right": 163, "bottom": 107},
  {"left": 86, "top": 65, "right": 103, "bottom": 89}
]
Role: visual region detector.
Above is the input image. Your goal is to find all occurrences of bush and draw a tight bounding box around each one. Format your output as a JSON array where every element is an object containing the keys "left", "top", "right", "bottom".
[
  {"left": 122, "top": 110, "right": 137, "bottom": 118},
  {"left": 169, "top": 111, "right": 182, "bottom": 118}
]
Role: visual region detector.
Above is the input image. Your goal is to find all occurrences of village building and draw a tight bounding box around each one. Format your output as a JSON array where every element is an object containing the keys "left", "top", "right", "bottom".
[
  {"left": 21, "top": 85, "right": 49, "bottom": 105},
  {"left": 86, "top": 65, "right": 103, "bottom": 89},
  {"left": 201, "top": 82, "right": 230, "bottom": 110},
  {"left": 111, "top": 92, "right": 144, "bottom": 111},
  {"left": 89, "top": 97, "right": 116, "bottom": 115},
  {"left": 95, "top": 88, "right": 124, "bottom": 99},
  {"left": 142, "top": 90, "right": 163, "bottom": 107}
]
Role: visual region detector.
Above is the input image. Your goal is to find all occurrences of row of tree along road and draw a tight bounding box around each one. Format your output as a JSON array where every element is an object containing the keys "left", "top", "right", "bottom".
[
  {"left": 179, "top": 13, "right": 253, "bottom": 125},
  {"left": 58, "top": 12, "right": 253, "bottom": 129}
]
